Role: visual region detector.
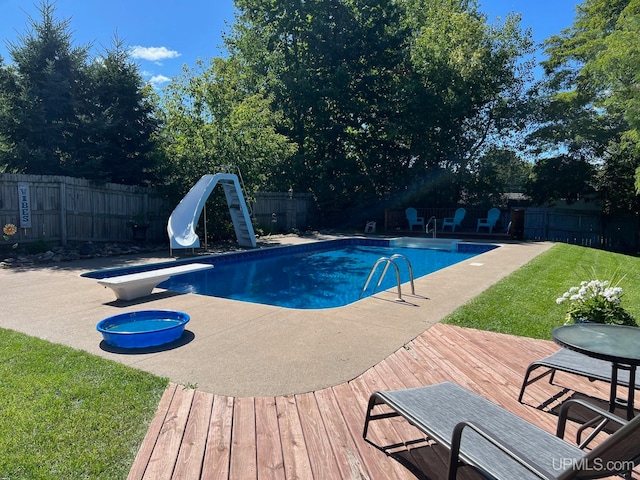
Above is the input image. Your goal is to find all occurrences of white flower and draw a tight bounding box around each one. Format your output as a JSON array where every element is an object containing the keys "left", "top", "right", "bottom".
[
  {"left": 556, "top": 277, "right": 636, "bottom": 326},
  {"left": 603, "top": 287, "right": 622, "bottom": 303}
]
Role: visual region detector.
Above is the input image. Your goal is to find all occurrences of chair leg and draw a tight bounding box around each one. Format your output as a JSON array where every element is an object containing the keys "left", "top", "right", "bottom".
[
  {"left": 363, "top": 395, "right": 377, "bottom": 440},
  {"left": 518, "top": 364, "right": 555, "bottom": 403}
]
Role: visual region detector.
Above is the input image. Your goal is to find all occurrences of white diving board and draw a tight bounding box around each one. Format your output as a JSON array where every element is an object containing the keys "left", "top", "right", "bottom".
[{"left": 97, "top": 263, "right": 213, "bottom": 301}]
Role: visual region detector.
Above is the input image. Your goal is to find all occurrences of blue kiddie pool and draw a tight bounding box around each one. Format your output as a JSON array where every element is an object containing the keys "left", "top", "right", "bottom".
[{"left": 97, "top": 310, "right": 190, "bottom": 348}]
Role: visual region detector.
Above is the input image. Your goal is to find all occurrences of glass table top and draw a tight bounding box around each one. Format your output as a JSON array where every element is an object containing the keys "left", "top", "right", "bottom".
[{"left": 552, "top": 324, "right": 640, "bottom": 365}]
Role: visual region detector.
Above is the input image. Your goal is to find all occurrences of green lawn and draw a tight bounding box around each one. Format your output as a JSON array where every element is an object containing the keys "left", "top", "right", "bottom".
[
  {"left": 0, "top": 331, "right": 168, "bottom": 480},
  {"left": 444, "top": 242, "right": 640, "bottom": 338}
]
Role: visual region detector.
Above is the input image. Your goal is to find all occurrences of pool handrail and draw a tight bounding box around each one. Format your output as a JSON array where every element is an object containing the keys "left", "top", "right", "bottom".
[
  {"left": 360, "top": 254, "right": 415, "bottom": 302},
  {"left": 383, "top": 254, "right": 415, "bottom": 296}
]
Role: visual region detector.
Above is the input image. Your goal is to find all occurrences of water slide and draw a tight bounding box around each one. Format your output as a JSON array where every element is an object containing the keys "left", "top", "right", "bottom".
[{"left": 167, "top": 173, "right": 257, "bottom": 250}]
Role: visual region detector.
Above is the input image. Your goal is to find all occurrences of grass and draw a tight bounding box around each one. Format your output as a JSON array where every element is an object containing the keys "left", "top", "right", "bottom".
[
  {"left": 0, "top": 330, "right": 168, "bottom": 480},
  {"left": 444, "top": 242, "right": 640, "bottom": 338}
]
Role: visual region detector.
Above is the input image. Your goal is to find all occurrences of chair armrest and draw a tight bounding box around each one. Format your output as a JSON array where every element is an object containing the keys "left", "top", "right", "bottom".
[
  {"left": 556, "top": 398, "right": 627, "bottom": 448},
  {"left": 448, "top": 421, "right": 556, "bottom": 480}
]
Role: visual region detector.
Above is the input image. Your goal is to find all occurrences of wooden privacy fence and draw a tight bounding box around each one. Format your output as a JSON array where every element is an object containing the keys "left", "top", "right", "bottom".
[
  {"left": 524, "top": 207, "right": 639, "bottom": 252},
  {"left": 251, "top": 192, "right": 316, "bottom": 233},
  {"left": 0, "top": 174, "right": 318, "bottom": 247},
  {"left": 0, "top": 173, "right": 169, "bottom": 245},
  {"left": 9, "top": 174, "right": 633, "bottom": 252},
  {"left": 385, "top": 206, "right": 639, "bottom": 252}
]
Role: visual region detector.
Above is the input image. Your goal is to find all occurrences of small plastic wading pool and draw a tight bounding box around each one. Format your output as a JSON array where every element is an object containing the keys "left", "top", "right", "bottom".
[{"left": 96, "top": 310, "right": 190, "bottom": 348}]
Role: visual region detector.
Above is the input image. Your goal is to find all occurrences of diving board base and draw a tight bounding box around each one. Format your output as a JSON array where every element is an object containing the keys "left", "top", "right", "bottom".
[{"left": 97, "top": 263, "right": 213, "bottom": 301}]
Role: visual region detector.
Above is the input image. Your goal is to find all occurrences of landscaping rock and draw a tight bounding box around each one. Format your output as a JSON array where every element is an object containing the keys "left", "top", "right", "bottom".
[{"left": 0, "top": 242, "right": 167, "bottom": 268}]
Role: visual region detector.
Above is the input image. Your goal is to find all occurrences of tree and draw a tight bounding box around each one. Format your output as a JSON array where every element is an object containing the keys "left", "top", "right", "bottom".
[
  {"left": 0, "top": 1, "right": 161, "bottom": 185},
  {"left": 467, "top": 148, "right": 532, "bottom": 207},
  {"left": 159, "top": 57, "right": 297, "bottom": 237},
  {"left": 4, "top": 0, "right": 91, "bottom": 175},
  {"left": 230, "top": 0, "right": 410, "bottom": 219},
  {"left": 0, "top": 56, "right": 18, "bottom": 167},
  {"left": 526, "top": 155, "right": 596, "bottom": 206},
  {"left": 228, "top": 0, "right": 534, "bottom": 223},
  {"left": 528, "top": 0, "right": 640, "bottom": 213},
  {"left": 81, "top": 36, "right": 160, "bottom": 185}
]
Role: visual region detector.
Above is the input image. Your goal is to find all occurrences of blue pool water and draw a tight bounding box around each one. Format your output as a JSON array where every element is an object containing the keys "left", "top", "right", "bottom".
[
  {"left": 84, "top": 238, "right": 497, "bottom": 309},
  {"left": 156, "top": 240, "right": 495, "bottom": 309},
  {"left": 106, "top": 319, "right": 182, "bottom": 333}
]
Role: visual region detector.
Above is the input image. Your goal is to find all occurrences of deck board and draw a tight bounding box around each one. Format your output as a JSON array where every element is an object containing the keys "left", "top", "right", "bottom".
[
  {"left": 128, "top": 324, "right": 639, "bottom": 479},
  {"left": 276, "top": 395, "right": 314, "bottom": 479},
  {"left": 255, "top": 396, "right": 286, "bottom": 480},
  {"left": 173, "top": 390, "right": 213, "bottom": 479},
  {"left": 128, "top": 382, "right": 178, "bottom": 480},
  {"left": 200, "top": 395, "right": 233, "bottom": 479},
  {"left": 144, "top": 386, "right": 194, "bottom": 479},
  {"left": 230, "top": 396, "right": 257, "bottom": 479},
  {"left": 313, "top": 388, "right": 370, "bottom": 479},
  {"left": 296, "top": 392, "right": 342, "bottom": 479}
]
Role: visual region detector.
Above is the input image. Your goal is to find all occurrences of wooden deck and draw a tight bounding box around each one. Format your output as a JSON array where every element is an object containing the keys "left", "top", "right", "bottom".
[{"left": 127, "top": 324, "right": 638, "bottom": 480}]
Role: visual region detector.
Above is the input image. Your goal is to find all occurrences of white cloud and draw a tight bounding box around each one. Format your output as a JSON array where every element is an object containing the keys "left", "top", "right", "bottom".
[
  {"left": 130, "top": 46, "right": 181, "bottom": 62},
  {"left": 148, "top": 74, "right": 171, "bottom": 87}
]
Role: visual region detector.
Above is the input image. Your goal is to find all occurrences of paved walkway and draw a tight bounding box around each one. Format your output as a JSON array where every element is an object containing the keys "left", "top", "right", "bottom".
[{"left": 0, "top": 235, "right": 552, "bottom": 397}]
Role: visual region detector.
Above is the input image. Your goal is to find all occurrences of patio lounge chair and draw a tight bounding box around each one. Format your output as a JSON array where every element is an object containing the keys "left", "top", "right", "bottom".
[
  {"left": 476, "top": 207, "right": 501, "bottom": 233},
  {"left": 442, "top": 208, "right": 466, "bottom": 232},
  {"left": 518, "top": 348, "right": 640, "bottom": 405},
  {"left": 405, "top": 207, "right": 425, "bottom": 232},
  {"left": 363, "top": 381, "right": 640, "bottom": 479}
]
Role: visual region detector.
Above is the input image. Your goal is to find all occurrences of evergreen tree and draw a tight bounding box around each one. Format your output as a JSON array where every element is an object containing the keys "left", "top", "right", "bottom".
[
  {"left": 0, "top": 1, "right": 160, "bottom": 185},
  {"left": 83, "top": 36, "right": 160, "bottom": 185},
  {"left": 5, "top": 0, "right": 90, "bottom": 175},
  {"left": 0, "top": 56, "right": 19, "bottom": 166}
]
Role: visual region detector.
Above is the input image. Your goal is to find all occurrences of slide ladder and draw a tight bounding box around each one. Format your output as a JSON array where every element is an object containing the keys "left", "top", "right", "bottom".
[
  {"left": 219, "top": 176, "right": 256, "bottom": 248},
  {"left": 167, "top": 173, "right": 257, "bottom": 251}
]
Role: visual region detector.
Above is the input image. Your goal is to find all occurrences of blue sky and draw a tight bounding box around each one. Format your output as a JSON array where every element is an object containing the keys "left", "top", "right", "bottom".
[{"left": 0, "top": 0, "right": 579, "bottom": 89}]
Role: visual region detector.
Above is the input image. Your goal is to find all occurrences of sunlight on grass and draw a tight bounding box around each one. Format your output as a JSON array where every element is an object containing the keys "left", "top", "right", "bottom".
[
  {"left": 0, "top": 330, "right": 168, "bottom": 479},
  {"left": 444, "top": 243, "right": 640, "bottom": 338}
]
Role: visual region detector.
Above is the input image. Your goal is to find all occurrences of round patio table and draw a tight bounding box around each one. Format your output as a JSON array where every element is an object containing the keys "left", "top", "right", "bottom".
[{"left": 552, "top": 323, "right": 640, "bottom": 419}]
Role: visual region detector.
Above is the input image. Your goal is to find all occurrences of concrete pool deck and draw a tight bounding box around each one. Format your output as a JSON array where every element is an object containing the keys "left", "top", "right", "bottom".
[{"left": 0, "top": 235, "right": 553, "bottom": 397}]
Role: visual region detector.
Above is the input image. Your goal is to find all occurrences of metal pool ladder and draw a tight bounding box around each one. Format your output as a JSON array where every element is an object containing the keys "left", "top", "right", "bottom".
[
  {"left": 426, "top": 216, "right": 437, "bottom": 237},
  {"left": 359, "top": 254, "right": 415, "bottom": 302}
]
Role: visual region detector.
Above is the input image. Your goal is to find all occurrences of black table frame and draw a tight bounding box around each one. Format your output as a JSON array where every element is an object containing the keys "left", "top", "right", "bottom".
[{"left": 552, "top": 324, "right": 639, "bottom": 420}]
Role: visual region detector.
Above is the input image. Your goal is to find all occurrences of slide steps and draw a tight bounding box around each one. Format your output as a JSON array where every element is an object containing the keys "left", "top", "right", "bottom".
[{"left": 167, "top": 173, "right": 257, "bottom": 251}]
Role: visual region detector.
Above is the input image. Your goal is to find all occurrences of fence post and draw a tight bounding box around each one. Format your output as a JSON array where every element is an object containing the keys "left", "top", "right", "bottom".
[
  {"left": 60, "top": 180, "right": 67, "bottom": 245},
  {"left": 143, "top": 192, "right": 149, "bottom": 218},
  {"left": 286, "top": 189, "right": 295, "bottom": 230}
]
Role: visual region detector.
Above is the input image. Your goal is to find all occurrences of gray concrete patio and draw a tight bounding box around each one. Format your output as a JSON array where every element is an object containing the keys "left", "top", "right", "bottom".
[{"left": 0, "top": 235, "right": 552, "bottom": 397}]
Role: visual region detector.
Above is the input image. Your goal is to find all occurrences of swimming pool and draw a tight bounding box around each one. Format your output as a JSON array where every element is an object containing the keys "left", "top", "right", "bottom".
[{"left": 85, "top": 238, "right": 497, "bottom": 309}]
